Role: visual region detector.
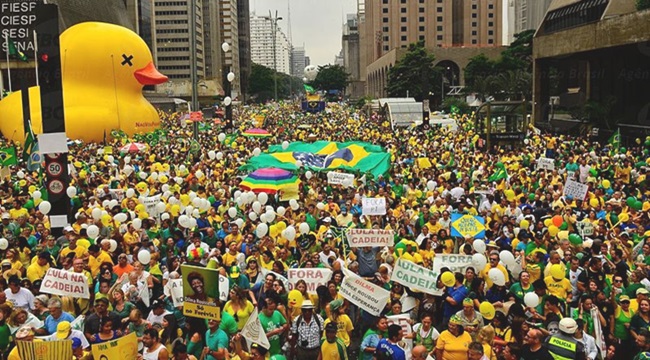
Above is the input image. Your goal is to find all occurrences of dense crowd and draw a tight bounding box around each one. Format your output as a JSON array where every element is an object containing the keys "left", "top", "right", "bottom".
[{"left": 0, "top": 101, "right": 650, "bottom": 360}]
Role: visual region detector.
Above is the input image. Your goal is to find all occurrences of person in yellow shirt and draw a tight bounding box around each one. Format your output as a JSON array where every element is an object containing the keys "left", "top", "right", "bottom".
[
  {"left": 8, "top": 325, "right": 41, "bottom": 360},
  {"left": 59, "top": 237, "right": 89, "bottom": 260},
  {"left": 87, "top": 244, "right": 114, "bottom": 278},
  {"left": 26, "top": 252, "right": 51, "bottom": 282},
  {"left": 435, "top": 315, "right": 472, "bottom": 360},
  {"left": 544, "top": 264, "right": 572, "bottom": 303},
  {"left": 323, "top": 299, "right": 354, "bottom": 347},
  {"left": 320, "top": 322, "right": 349, "bottom": 360},
  {"left": 481, "top": 251, "right": 510, "bottom": 288}
]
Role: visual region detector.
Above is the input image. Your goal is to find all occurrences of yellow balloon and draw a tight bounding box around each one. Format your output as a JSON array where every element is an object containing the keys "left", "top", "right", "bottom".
[
  {"left": 619, "top": 213, "right": 630, "bottom": 222},
  {"left": 159, "top": 175, "right": 169, "bottom": 184},
  {"left": 28, "top": 185, "right": 36, "bottom": 193},
  {"left": 479, "top": 302, "right": 496, "bottom": 320},
  {"left": 548, "top": 225, "right": 559, "bottom": 237},
  {"left": 138, "top": 211, "right": 149, "bottom": 220},
  {"left": 550, "top": 264, "right": 564, "bottom": 280},
  {"left": 34, "top": 198, "right": 42, "bottom": 207},
  {"left": 180, "top": 194, "right": 190, "bottom": 206},
  {"left": 287, "top": 290, "right": 303, "bottom": 309},
  {"left": 170, "top": 204, "right": 180, "bottom": 216},
  {"left": 520, "top": 219, "right": 530, "bottom": 229},
  {"left": 0, "top": 23, "right": 164, "bottom": 143},
  {"left": 505, "top": 189, "right": 515, "bottom": 201},
  {"left": 441, "top": 272, "right": 455, "bottom": 287},
  {"left": 135, "top": 204, "right": 145, "bottom": 213},
  {"left": 602, "top": 179, "right": 611, "bottom": 189},
  {"left": 589, "top": 198, "right": 599, "bottom": 208},
  {"left": 101, "top": 214, "right": 112, "bottom": 227},
  {"left": 558, "top": 230, "right": 569, "bottom": 241},
  {"left": 276, "top": 221, "right": 287, "bottom": 231},
  {"left": 544, "top": 218, "right": 553, "bottom": 227},
  {"left": 269, "top": 225, "right": 279, "bottom": 238}
]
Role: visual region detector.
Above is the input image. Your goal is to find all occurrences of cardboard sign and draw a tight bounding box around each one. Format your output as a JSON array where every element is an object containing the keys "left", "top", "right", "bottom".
[
  {"left": 41, "top": 268, "right": 90, "bottom": 299},
  {"left": 182, "top": 264, "right": 221, "bottom": 320},
  {"left": 17, "top": 340, "right": 73, "bottom": 360},
  {"left": 391, "top": 258, "right": 441, "bottom": 296},
  {"left": 362, "top": 197, "right": 386, "bottom": 216},
  {"left": 241, "top": 308, "right": 271, "bottom": 350},
  {"left": 91, "top": 333, "right": 138, "bottom": 360},
  {"left": 142, "top": 194, "right": 161, "bottom": 217},
  {"left": 346, "top": 228, "right": 395, "bottom": 248},
  {"left": 387, "top": 313, "right": 413, "bottom": 350},
  {"left": 168, "top": 279, "right": 184, "bottom": 307},
  {"left": 339, "top": 273, "right": 390, "bottom": 316},
  {"left": 576, "top": 220, "right": 595, "bottom": 237},
  {"left": 219, "top": 274, "right": 229, "bottom": 302},
  {"left": 432, "top": 254, "right": 474, "bottom": 275},
  {"left": 328, "top": 172, "right": 355, "bottom": 186},
  {"left": 563, "top": 178, "right": 589, "bottom": 200},
  {"left": 536, "top": 157, "right": 555, "bottom": 171},
  {"left": 287, "top": 268, "right": 332, "bottom": 294}
]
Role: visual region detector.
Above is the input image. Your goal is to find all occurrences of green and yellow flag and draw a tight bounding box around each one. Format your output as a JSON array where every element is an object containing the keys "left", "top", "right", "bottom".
[
  {"left": 0, "top": 147, "right": 17, "bottom": 166},
  {"left": 7, "top": 39, "right": 28, "bottom": 62}
]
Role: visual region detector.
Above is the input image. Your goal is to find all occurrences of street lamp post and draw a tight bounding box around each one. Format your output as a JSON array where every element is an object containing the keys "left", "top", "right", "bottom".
[
  {"left": 189, "top": 0, "right": 199, "bottom": 140},
  {"left": 263, "top": 11, "right": 282, "bottom": 101},
  {"left": 222, "top": 42, "right": 234, "bottom": 130}
]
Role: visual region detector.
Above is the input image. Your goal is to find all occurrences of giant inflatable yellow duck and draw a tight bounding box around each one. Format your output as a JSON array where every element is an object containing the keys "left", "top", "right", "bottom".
[{"left": 0, "top": 22, "right": 168, "bottom": 143}]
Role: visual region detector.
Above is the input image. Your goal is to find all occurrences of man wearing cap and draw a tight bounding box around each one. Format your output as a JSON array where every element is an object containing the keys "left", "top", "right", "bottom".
[
  {"left": 320, "top": 322, "right": 348, "bottom": 360},
  {"left": 7, "top": 325, "right": 38, "bottom": 360},
  {"left": 26, "top": 252, "right": 51, "bottom": 283},
  {"left": 228, "top": 265, "right": 251, "bottom": 291},
  {"left": 455, "top": 298, "right": 484, "bottom": 339},
  {"left": 544, "top": 317, "right": 585, "bottom": 360},
  {"left": 291, "top": 300, "right": 324, "bottom": 360},
  {"left": 0, "top": 212, "right": 18, "bottom": 241},
  {"left": 631, "top": 288, "right": 649, "bottom": 312},
  {"left": 46, "top": 320, "right": 90, "bottom": 349}
]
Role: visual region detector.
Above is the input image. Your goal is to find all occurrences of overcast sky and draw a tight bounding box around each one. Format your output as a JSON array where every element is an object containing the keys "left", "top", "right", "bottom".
[{"left": 250, "top": 0, "right": 357, "bottom": 67}]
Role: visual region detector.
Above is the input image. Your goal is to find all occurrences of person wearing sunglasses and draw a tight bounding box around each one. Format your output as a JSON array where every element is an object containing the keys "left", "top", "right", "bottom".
[{"left": 480, "top": 251, "right": 510, "bottom": 289}]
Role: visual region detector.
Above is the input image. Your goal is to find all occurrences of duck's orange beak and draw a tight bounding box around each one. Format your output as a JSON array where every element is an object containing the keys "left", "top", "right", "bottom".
[{"left": 134, "top": 61, "right": 168, "bottom": 85}]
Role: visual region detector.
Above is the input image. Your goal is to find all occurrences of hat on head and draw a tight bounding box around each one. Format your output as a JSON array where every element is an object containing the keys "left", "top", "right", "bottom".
[
  {"left": 1, "top": 213, "right": 10, "bottom": 219},
  {"left": 35, "top": 294, "right": 49, "bottom": 306},
  {"left": 94, "top": 297, "right": 109, "bottom": 305},
  {"left": 71, "top": 338, "right": 82, "bottom": 350},
  {"left": 558, "top": 317, "right": 578, "bottom": 334},
  {"left": 329, "top": 299, "right": 343, "bottom": 311},
  {"left": 637, "top": 288, "right": 650, "bottom": 295},
  {"left": 230, "top": 265, "right": 241, "bottom": 278},
  {"left": 64, "top": 226, "right": 74, "bottom": 232},
  {"left": 56, "top": 321, "right": 71, "bottom": 339},
  {"left": 449, "top": 315, "right": 463, "bottom": 325},
  {"left": 462, "top": 298, "right": 473, "bottom": 306},
  {"left": 325, "top": 322, "right": 338, "bottom": 332},
  {"left": 151, "top": 299, "right": 164, "bottom": 308},
  {"left": 301, "top": 299, "right": 315, "bottom": 309},
  {"left": 15, "top": 325, "right": 34, "bottom": 339},
  {"left": 619, "top": 295, "right": 631, "bottom": 303},
  {"left": 323, "top": 217, "right": 332, "bottom": 223},
  {"left": 1, "top": 260, "right": 10, "bottom": 267}
]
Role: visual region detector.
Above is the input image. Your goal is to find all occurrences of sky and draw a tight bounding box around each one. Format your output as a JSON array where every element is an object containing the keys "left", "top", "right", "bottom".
[{"left": 250, "top": 0, "right": 358, "bottom": 67}]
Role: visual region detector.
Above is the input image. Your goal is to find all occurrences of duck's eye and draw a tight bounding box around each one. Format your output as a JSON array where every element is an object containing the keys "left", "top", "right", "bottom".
[{"left": 121, "top": 54, "right": 134, "bottom": 66}]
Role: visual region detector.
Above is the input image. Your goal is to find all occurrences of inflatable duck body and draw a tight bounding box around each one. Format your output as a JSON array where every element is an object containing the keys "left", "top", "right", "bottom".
[{"left": 0, "top": 22, "right": 168, "bottom": 143}]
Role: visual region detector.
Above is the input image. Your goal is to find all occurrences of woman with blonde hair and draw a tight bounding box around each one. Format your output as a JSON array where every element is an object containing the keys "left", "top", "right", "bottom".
[{"left": 476, "top": 325, "right": 497, "bottom": 360}]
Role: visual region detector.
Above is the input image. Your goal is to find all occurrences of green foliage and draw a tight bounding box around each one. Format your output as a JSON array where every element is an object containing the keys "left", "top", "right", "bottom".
[
  {"left": 464, "top": 54, "right": 496, "bottom": 91},
  {"left": 638, "top": 0, "right": 650, "bottom": 10},
  {"left": 441, "top": 97, "right": 470, "bottom": 114},
  {"left": 312, "top": 64, "right": 350, "bottom": 92},
  {"left": 355, "top": 95, "right": 374, "bottom": 109},
  {"left": 249, "top": 63, "right": 304, "bottom": 103},
  {"left": 498, "top": 29, "right": 534, "bottom": 72},
  {"left": 386, "top": 41, "right": 440, "bottom": 101}
]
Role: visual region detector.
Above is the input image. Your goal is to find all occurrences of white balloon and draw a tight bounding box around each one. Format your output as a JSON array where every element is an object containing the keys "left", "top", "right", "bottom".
[
  {"left": 221, "top": 42, "right": 231, "bottom": 53},
  {"left": 305, "top": 171, "right": 313, "bottom": 179},
  {"left": 108, "top": 239, "right": 118, "bottom": 252},
  {"left": 227, "top": 72, "right": 235, "bottom": 82},
  {"left": 189, "top": 218, "right": 197, "bottom": 228},
  {"left": 488, "top": 268, "right": 506, "bottom": 286},
  {"left": 252, "top": 201, "right": 262, "bottom": 214},
  {"left": 16, "top": 170, "right": 25, "bottom": 179},
  {"left": 218, "top": 133, "right": 226, "bottom": 142},
  {"left": 124, "top": 156, "right": 131, "bottom": 164},
  {"left": 276, "top": 206, "right": 286, "bottom": 216},
  {"left": 123, "top": 165, "right": 134, "bottom": 176},
  {"left": 192, "top": 198, "right": 202, "bottom": 207},
  {"left": 92, "top": 208, "right": 103, "bottom": 220},
  {"left": 175, "top": 177, "right": 183, "bottom": 185},
  {"left": 499, "top": 250, "right": 516, "bottom": 268},
  {"left": 316, "top": 203, "right": 325, "bottom": 210},
  {"left": 132, "top": 218, "right": 142, "bottom": 230},
  {"left": 235, "top": 218, "right": 244, "bottom": 228},
  {"left": 265, "top": 205, "right": 275, "bottom": 214},
  {"left": 228, "top": 207, "right": 237, "bottom": 218},
  {"left": 87, "top": 225, "right": 100, "bottom": 238},
  {"left": 284, "top": 226, "right": 296, "bottom": 241},
  {"left": 192, "top": 209, "right": 200, "bottom": 218},
  {"left": 472, "top": 253, "right": 487, "bottom": 269},
  {"left": 126, "top": 188, "right": 135, "bottom": 198},
  {"left": 299, "top": 222, "right": 310, "bottom": 234},
  {"left": 32, "top": 190, "right": 42, "bottom": 200},
  {"left": 216, "top": 152, "right": 224, "bottom": 160},
  {"left": 427, "top": 180, "right": 435, "bottom": 191},
  {"left": 137, "top": 250, "right": 151, "bottom": 264},
  {"left": 161, "top": 212, "right": 170, "bottom": 221},
  {"left": 236, "top": 196, "right": 244, "bottom": 207},
  {"left": 150, "top": 172, "right": 158, "bottom": 181},
  {"left": 114, "top": 213, "right": 128, "bottom": 223},
  {"left": 67, "top": 186, "right": 77, "bottom": 198},
  {"left": 185, "top": 205, "right": 194, "bottom": 216},
  {"left": 208, "top": 150, "right": 216, "bottom": 160},
  {"left": 0, "top": 238, "right": 7, "bottom": 250},
  {"left": 195, "top": 170, "right": 204, "bottom": 179},
  {"left": 256, "top": 223, "right": 269, "bottom": 238},
  {"left": 156, "top": 202, "right": 167, "bottom": 213},
  {"left": 39, "top": 201, "right": 51, "bottom": 215},
  {"left": 282, "top": 141, "right": 289, "bottom": 150},
  {"left": 168, "top": 196, "right": 177, "bottom": 205},
  {"left": 289, "top": 199, "right": 299, "bottom": 211},
  {"left": 139, "top": 172, "right": 147, "bottom": 180},
  {"left": 258, "top": 192, "right": 268, "bottom": 205},
  {"left": 264, "top": 211, "right": 275, "bottom": 223},
  {"left": 253, "top": 147, "right": 261, "bottom": 156},
  {"left": 524, "top": 292, "right": 539, "bottom": 308},
  {"left": 259, "top": 213, "right": 269, "bottom": 224},
  {"left": 224, "top": 96, "right": 232, "bottom": 106},
  {"left": 102, "top": 200, "right": 110, "bottom": 208},
  {"left": 178, "top": 215, "right": 190, "bottom": 228},
  {"left": 304, "top": 64, "right": 318, "bottom": 81},
  {"left": 249, "top": 212, "right": 258, "bottom": 221},
  {"left": 107, "top": 155, "right": 115, "bottom": 163},
  {"left": 473, "top": 239, "right": 486, "bottom": 254},
  {"left": 234, "top": 191, "right": 242, "bottom": 200}
]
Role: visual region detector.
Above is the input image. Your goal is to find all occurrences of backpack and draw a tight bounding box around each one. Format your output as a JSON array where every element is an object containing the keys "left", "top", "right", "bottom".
[{"left": 297, "top": 313, "right": 322, "bottom": 333}]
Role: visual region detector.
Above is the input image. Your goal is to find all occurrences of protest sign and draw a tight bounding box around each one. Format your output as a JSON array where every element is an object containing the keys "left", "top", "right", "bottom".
[
  {"left": 362, "top": 197, "right": 386, "bottom": 216},
  {"left": 142, "top": 194, "right": 161, "bottom": 217},
  {"left": 287, "top": 268, "right": 332, "bottom": 294},
  {"left": 168, "top": 279, "right": 184, "bottom": 307},
  {"left": 346, "top": 228, "right": 394, "bottom": 248},
  {"left": 391, "top": 258, "right": 441, "bottom": 296},
  {"left": 17, "top": 340, "right": 72, "bottom": 360},
  {"left": 576, "top": 220, "right": 595, "bottom": 237},
  {"left": 182, "top": 264, "right": 221, "bottom": 320},
  {"left": 432, "top": 254, "right": 474, "bottom": 275},
  {"left": 450, "top": 214, "right": 486, "bottom": 239},
  {"left": 241, "top": 308, "right": 271, "bottom": 350},
  {"left": 339, "top": 273, "right": 390, "bottom": 316},
  {"left": 536, "top": 157, "right": 555, "bottom": 171},
  {"left": 219, "top": 274, "right": 229, "bottom": 302},
  {"left": 328, "top": 172, "right": 355, "bottom": 186},
  {"left": 41, "top": 268, "right": 90, "bottom": 299},
  {"left": 564, "top": 178, "right": 589, "bottom": 200},
  {"left": 91, "top": 333, "right": 138, "bottom": 359},
  {"left": 387, "top": 313, "right": 413, "bottom": 350}
]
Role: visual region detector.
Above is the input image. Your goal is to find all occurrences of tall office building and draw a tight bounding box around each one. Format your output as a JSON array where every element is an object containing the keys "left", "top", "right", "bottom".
[
  {"left": 342, "top": 13, "right": 362, "bottom": 96},
  {"left": 291, "top": 46, "right": 306, "bottom": 77},
  {"left": 154, "top": 0, "right": 205, "bottom": 80},
  {"left": 505, "top": 0, "right": 553, "bottom": 43},
  {"left": 126, "top": 0, "right": 155, "bottom": 54},
  {"left": 250, "top": 14, "right": 292, "bottom": 75},
  {"left": 218, "top": 0, "right": 241, "bottom": 97},
  {"left": 238, "top": 0, "right": 252, "bottom": 100}
]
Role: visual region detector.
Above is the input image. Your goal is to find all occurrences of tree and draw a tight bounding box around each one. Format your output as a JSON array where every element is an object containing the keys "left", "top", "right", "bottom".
[
  {"left": 386, "top": 41, "right": 440, "bottom": 101},
  {"left": 312, "top": 64, "right": 350, "bottom": 92},
  {"left": 249, "top": 63, "right": 304, "bottom": 103},
  {"left": 497, "top": 29, "right": 534, "bottom": 72},
  {"left": 638, "top": 0, "right": 650, "bottom": 10},
  {"left": 464, "top": 54, "right": 496, "bottom": 92}
]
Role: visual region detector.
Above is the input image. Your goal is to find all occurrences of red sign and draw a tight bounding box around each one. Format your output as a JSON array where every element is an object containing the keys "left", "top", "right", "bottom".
[{"left": 190, "top": 111, "right": 203, "bottom": 122}]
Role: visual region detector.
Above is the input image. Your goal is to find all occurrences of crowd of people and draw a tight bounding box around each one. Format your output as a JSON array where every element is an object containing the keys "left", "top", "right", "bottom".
[{"left": 0, "top": 101, "right": 649, "bottom": 360}]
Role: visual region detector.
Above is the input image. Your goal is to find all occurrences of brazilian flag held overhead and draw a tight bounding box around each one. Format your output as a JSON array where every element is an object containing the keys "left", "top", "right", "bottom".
[
  {"left": 488, "top": 162, "right": 508, "bottom": 183},
  {"left": 7, "top": 38, "right": 28, "bottom": 62},
  {"left": 0, "top": 147, "right": 17, "bottom": 166},
  {"left": 239, "top": 141, "right": 391, "bottom": 178}
]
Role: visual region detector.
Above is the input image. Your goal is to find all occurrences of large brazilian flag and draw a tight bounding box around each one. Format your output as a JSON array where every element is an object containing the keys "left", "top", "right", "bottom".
[{"left": 239, "top": 141, "right": 391, "bottom": 178}]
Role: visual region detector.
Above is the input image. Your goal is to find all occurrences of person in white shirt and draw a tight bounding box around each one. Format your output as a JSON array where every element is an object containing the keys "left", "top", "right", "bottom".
[
  {"left": 146, "top": 300, "right": 171, "bottom": 328},
  {"left": 47, "top": 320, "right": 90, "bottom": 349},
  {"left": 4, "top": 276, "right": 34, "bottom": 311},
  {"left": 574, "top": 319, "right": 598, "bottom": 360}
]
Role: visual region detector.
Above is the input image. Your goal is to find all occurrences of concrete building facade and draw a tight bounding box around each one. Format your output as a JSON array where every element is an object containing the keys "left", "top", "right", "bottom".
[
  {"left": 237, "top": 0, "right": 251, "bottom": 100},
  {"left": 505, "top": 0, "right": 553, "bottom": 44},
  {"left": 291, "top": 46, "right": 306, "bottom": 78},
  {"left": 250, "top": 14, "right": 291, "bottom": 75}
]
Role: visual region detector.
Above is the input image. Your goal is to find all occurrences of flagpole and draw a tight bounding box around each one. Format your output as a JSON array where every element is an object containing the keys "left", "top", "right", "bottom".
[
  {"left": 4, "top": 34, "right": 12, "bottom": 92},
  {"left": 33, "top": 30, "right": 39, "bottom": 87}
]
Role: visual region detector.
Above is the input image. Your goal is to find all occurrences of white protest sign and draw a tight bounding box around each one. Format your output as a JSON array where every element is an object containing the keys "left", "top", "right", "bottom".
[
  {"left": 536, "top": 157, "right": 555, "bottom": 171},
  {"left": 287, "top": 268, "right": 332, "bottom": 294},
  {"left": 576, "top": 220, "right": 595, "bottom": 237},
  {"left": 391, "top": 258, "right": 441, "bottom": 296},
  {"left": 328, "top": 172, "right": 355, "bottom": 186},
  {"left": 41, "top": 268, "right": 90, "bottom": 299},
  {"left": 219, "top": 275, "right": 229, "bottom": 302},
  {"left": 346, "top": 228, "right": 394, "bottom": 248},
  {"left": 432, "top": 254, "right": 474, "bottom": 275},
  {"left": 142, "top": 194, "right": 161, "bottom": 217},
  {"left": 564, "top": 178, "right": 589, "bottom": 200},
  {"left": 387, "top": 313, "right": 413, "bottom": 350},
  {"left": 339, "top": 273, "right": 390, "bottom": 316},
  {"left": 241, "top": 308, "right": 271, "bottom": 350},
  {"left": 362, "top": 197, "right": 387, "bottom": 216},
  {"left": 169, "top": 279, "right": 184, "bottom": 307}
]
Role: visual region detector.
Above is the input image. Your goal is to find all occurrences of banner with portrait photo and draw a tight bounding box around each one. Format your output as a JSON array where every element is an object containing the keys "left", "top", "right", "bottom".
[
  {"left": 91, "top": 333, "right": 138, "bottom": 360},
  {"left": 181, "top": 264, "right": 221, "bottom": 320}
]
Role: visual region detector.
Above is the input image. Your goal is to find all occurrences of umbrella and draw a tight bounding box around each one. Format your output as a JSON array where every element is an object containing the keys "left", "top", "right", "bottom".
[
  {"left": 243, "top": 128, "right": 272, "bottom": 137},
  {"left": 240, "top": 168, "right": 299, "bottom": 194},
  {"left": 119, "top": 143, "right": 147, "bottom": 153}
]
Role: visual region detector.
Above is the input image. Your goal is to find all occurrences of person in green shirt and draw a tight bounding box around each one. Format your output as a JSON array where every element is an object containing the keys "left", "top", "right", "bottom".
[
  {"left": 258, "top": 292, "right": 288, "bottom": 355},
  {"left": 204, "top": 318, "right": 229, "bottom": 360},
  {"left": 509, "top": 271, "right": 534, "bottom": 303}
]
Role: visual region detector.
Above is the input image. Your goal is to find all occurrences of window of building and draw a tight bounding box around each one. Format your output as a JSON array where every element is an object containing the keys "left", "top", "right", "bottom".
[
  {"left": 472, "top": 13, "right": 477, "bottom": 18},
  {"left": 437, "top": 25, "right": 443, "bottom": 31},
  {"left": 401, "top": 0, "right": 406, "bottom": 3},
  {"left": 383, "top": 8, "right": 388, "bottom": 13},
  {"left": 419, "top": 35, "right": 425, "bottom": 40},
  {"left": 437, "top": 35, "right": 443, "bottom": 40},
  {"left": 419, "top": 7, "right": 425, "bottom": 13},
  {"left": 437, "top": 7, "right": 443, "bottom": 12},
  {"left": 488, "top": 4, "right": 494, "bottom": 9},
  {"left": 401, "top": 17, "right": 407, "bottom": 22},
  {"left": 489, "top": 13, "right": 494, "bottom": 18},
  {"left": 382, "top": 0, "right": 388, "bottom": 3},
  {"left": 420, "top": 0, "right": 425, "bottom": 2},
  {"left": 401, "top": 26, "right": 407, "bottom": 32},
  {"left": 401, "top": 35, "right": 407, "bottom": 41},
  {"left": 383, "top": 26, "right": 389, "bottom": 32},
  {"left": 401, "top": 8, "right": 406, "bottom": 13},
  {"left": 383, "top": 36, "right": 389, "bottom": 41},
  {"left": 472, "top": 22, "right": 477, "bottom": 27},
  {"left": 437, "top": 16, "right": 443, "bottom": 22},
  {"left": 472, "top": 4, "right": 477, "bottom": 9},
  {"left": 472, "top": 39, "right": 478, "bottom": 44},
  {"left": 471, "top": 30, "right": 477, "bottom": 36},
  {"left": 488, "top": 21, "right": 493, "bottom": 27},
  {"left": 488, "top": 39, "right": 494, "bottom": 44},
  {"left": 488, "top": 30, "right": 494, "bottom": 35},
  {"left": 383, "top": 45, "right": 389, "bottom": 51},
  {"left": 383, "top": 17, "right": 389, "bottom": 23},
  {"left": 419, "top": 26, "right": 425, "bottom": 31},
  {"left": 419, "top": 16, "right": 425, "bottom": 22}
]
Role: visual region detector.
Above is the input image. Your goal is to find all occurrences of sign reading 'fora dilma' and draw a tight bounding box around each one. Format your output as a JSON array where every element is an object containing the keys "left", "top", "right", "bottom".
[{"left": 0, "top": 0, "right": 44, "bottom": 58}]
